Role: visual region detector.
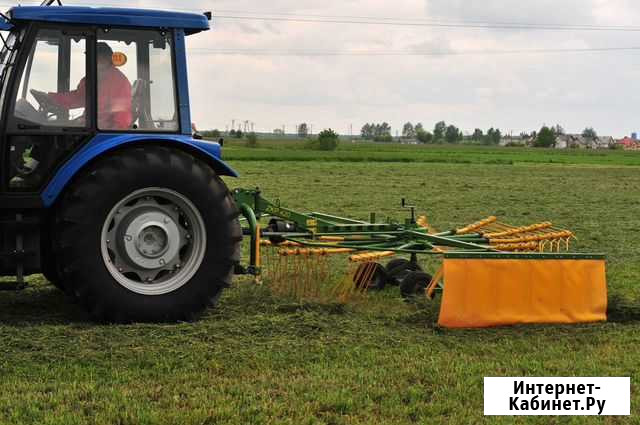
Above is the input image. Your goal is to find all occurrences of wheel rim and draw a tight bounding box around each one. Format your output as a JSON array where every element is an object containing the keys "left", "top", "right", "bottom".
[{"left": 100, "top": 187, "right": 207, "bottom": 296}]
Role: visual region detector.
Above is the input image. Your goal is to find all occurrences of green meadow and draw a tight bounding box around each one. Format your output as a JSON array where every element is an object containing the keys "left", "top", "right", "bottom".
[{"left": 1, "top": 142, "right": 638, "bottom": 424}]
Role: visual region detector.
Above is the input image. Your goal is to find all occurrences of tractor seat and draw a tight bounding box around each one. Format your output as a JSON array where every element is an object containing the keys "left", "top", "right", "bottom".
[{"left": 131, "top": 79, "right": 153, "bottom": 129}]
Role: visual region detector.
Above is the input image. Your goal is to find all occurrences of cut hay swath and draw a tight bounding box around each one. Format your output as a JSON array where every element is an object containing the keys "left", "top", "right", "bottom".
[{"left": 233, "top": 188, "right": 607, "bottom": 328}]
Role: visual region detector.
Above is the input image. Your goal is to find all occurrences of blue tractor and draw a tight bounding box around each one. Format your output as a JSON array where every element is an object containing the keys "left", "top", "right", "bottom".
[{"left": 0, "top": 2, "right": 242, "bottom": 321}]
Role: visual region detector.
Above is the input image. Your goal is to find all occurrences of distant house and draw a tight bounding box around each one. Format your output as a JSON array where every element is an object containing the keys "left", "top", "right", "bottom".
[
  {"left": 554, "top": 134, "right": 613, "bottom": 149},
  {"left": 616, "top": 137, "right": 640, "bottom": 150},
  {"left": 499, "top": 135, "right": 530, "bottom": 146}
]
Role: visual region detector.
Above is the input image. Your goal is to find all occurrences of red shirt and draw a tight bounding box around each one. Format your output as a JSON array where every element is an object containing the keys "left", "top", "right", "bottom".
[{"left": 49, "top": 66, "right": 132, "bottom": 130}]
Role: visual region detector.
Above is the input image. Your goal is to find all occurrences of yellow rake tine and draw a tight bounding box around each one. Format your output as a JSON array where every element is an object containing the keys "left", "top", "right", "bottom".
[{"left": 426, "top": 266, "right": 444, "bottom": 299}]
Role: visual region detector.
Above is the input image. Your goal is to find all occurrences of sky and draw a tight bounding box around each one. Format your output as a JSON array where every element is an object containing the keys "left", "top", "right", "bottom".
[{"left": 38, "top": 1, "right": 640, "bottom": 136}]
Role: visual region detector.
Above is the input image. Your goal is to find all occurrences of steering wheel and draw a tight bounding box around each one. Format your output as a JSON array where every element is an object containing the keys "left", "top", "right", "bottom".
[{"left": 30, "top": 89, "right": 65, "bottom": 117}]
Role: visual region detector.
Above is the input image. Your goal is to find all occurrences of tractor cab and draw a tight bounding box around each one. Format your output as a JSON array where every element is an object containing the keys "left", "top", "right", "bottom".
[
  {"left": 0, "top": 3, "right": 210, "bottom": 195},
  {"left": 0, "top": 3, "right": 243, "bottom": 323}
]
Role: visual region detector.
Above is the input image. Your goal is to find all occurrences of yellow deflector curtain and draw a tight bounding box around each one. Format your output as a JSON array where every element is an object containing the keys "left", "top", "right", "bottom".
[{"left": 438, "top": 259, "right": 607, "bottom": 328}]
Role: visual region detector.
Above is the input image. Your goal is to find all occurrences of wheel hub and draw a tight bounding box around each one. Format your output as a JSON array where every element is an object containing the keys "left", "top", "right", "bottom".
[
  {"left": 122, "top": 211, "right": 181, "bottom": 270},
  {"left": 100, "top": 188, "right": 207, "bottom": 295}
]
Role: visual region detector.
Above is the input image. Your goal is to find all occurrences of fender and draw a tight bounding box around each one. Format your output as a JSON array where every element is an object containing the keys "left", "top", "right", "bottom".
[{"left": 41, "top": 133, "right": 238, "bottom": 207}]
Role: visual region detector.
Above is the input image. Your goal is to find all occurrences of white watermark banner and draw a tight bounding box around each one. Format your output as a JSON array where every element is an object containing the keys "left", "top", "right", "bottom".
[{"left": 484, "top": 377, "right": 630, "bottom": 416}]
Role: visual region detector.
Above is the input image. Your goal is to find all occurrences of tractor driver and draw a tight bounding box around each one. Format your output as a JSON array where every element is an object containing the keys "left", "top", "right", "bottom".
[{"left": 36, "top": 42, "right": 133, "bottom": 130}]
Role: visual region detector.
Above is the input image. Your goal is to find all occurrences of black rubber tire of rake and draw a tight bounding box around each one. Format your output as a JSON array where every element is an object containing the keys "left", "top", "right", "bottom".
[
  {"left": 400, "top": 271, "right": 433, "bottom": 299},
  {"left": 385, "top": 259, "right": 422, "bottom": 286},
  {"left": 353, "top": 262, "right": 387, "bottom": 291},
  {"left": 52, "top": 146, "right": 242, "bottom": 323}
]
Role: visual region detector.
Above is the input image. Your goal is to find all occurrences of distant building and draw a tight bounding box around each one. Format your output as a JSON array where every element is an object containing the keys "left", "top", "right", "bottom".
[
  {"left": 617, "top": 137, "right": 639, "bottom": 150},
  {"left": 554, "top": 134, "right": 613, "bottom": 149},
  {"left": 499, "top": 135, "right": 530, "bottom": 146},
  {"left": 632, "top": 132, "right": 638, "bottom": 141}
]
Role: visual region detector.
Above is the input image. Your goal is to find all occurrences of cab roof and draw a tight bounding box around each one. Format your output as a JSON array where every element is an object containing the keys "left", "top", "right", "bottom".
[{"left": 8, "top": 6, "right": 210, "bottom": 35}]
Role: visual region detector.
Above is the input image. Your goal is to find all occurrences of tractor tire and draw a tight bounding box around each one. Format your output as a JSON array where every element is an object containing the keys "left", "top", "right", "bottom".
[
  {"left": 41, "top": 255, "right": 63, "bottom": 290},
  {"left": 353, "top": 262, "right": 387, "bottom": 291},
  {"left": 41, "top": 221, "right": 68, "bottom": 293},
  {"left": 400, "top": 271, "right": 433, "bottom": 300},
  {"left": 53, "top": 146, "right": 242, "bottom": 322},
  {"left": 385, "top": 259, "right": 422, "bottom": 286}
]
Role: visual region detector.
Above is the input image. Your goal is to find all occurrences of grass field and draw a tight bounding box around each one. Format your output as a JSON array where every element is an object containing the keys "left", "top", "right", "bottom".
[{"left": 1, "top": 143, "right": 639, "bottom": 424}]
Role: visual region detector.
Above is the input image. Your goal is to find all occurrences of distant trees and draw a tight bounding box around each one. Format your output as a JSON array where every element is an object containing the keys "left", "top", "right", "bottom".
[
  {"left": 297, "top": 123, "right": 309, "bottom": 138},
  {"left": 353, "top": 120, "right": 603, "bottom": 148},
  {"left": 201, "top": 129, "right": 221, "bottom": 138},
  {"left": 472, "top": 129, "right": 484, "bottom": 141},
  {"left": 433, "top": 121, "right": 447, "bottom": 142},
  {"left": 245, "top": 132, "right": 258, "bottom": 148},
  {"left": 445, "top": 125, "right": 463, "bottom": 144},
  {"left": 402, "top": 122, "right": 416, "bottom": 139},
  {"left": 361, "top": 122, "right": 392, "bottom": 142},
  {"left": 311, "top": 129, "right": 339, "bottom": 151},
  {"left": 553, "top": 124, "right": 565, "bottom": 136},
  {"left": 229, "top": 129, "right": 243, "bottom": 139},
  {"left": 416, "top": 129, "right": 433, "bottom": 144},
  {"left": 582, "top": 127, "right": 598, "bottom": 140},
  {"left": 360, "top": 123, "right": 373, "bottom": 139},
  {"left": 534, "top": 126, "right": 556, "bottom": 147},
  {"left": 485, "top": 128, "right": 502, "bottom": 145}
]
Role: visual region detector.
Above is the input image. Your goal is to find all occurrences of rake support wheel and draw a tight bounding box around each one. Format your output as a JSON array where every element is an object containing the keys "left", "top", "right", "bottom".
[
  {"left": 400, "top": 271, "right": 433, "bottom": 300},
  {"left": 385, "top": 258, "right": 422, "bottom": 286},
  {"left": 353, "top": 262, "right": 387, "bottom": 291}
]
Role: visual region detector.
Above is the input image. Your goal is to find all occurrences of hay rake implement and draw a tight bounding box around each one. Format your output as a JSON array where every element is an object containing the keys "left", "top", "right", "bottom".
[{"left": 233, "top": 188, "right": 608, "bottom": 328}]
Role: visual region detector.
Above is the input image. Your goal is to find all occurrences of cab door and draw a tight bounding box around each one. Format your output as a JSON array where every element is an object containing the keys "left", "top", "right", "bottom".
[{"left": 3, "top": 25, "right": 95, "bottom": 194}]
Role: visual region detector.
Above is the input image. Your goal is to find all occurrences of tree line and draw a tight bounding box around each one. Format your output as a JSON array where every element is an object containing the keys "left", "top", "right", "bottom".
[
  {"left": 203, "top": 122, "right": 603, "bottom": 150},
  {"left": 361, "top": 121, "right": 496, "bottom": 145}
]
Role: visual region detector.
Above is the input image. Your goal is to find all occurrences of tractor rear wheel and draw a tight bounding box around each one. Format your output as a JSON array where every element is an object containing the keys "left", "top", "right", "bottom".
[{"left": 54, "top": 146, "right": 242, "bottom": 322}]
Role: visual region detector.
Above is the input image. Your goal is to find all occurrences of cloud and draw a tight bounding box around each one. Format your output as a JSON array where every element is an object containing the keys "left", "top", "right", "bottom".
[{"left": 426, "top": 0, "right": 596, "bottom": 26}]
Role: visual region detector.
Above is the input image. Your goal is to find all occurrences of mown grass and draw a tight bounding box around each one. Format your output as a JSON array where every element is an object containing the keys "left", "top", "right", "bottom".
[
  {"left": 1, "top": 145, "right": 639, "bottom": 424},
  {"left": 220, "top": 138, "right": 640, "bottom": 167}
]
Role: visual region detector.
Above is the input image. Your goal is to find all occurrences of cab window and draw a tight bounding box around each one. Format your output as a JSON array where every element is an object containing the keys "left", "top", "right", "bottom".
[
  {"left": 13, "top": 28, "right": 87, "bottom": 128},
  {"left": 97, "top": 28, "right": 178, "bottom": 131}
]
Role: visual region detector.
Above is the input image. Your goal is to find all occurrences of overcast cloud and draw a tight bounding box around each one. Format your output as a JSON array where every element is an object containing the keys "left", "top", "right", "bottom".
[{"left": 68, "top": 0, "right": 639, "bottom": 136}]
